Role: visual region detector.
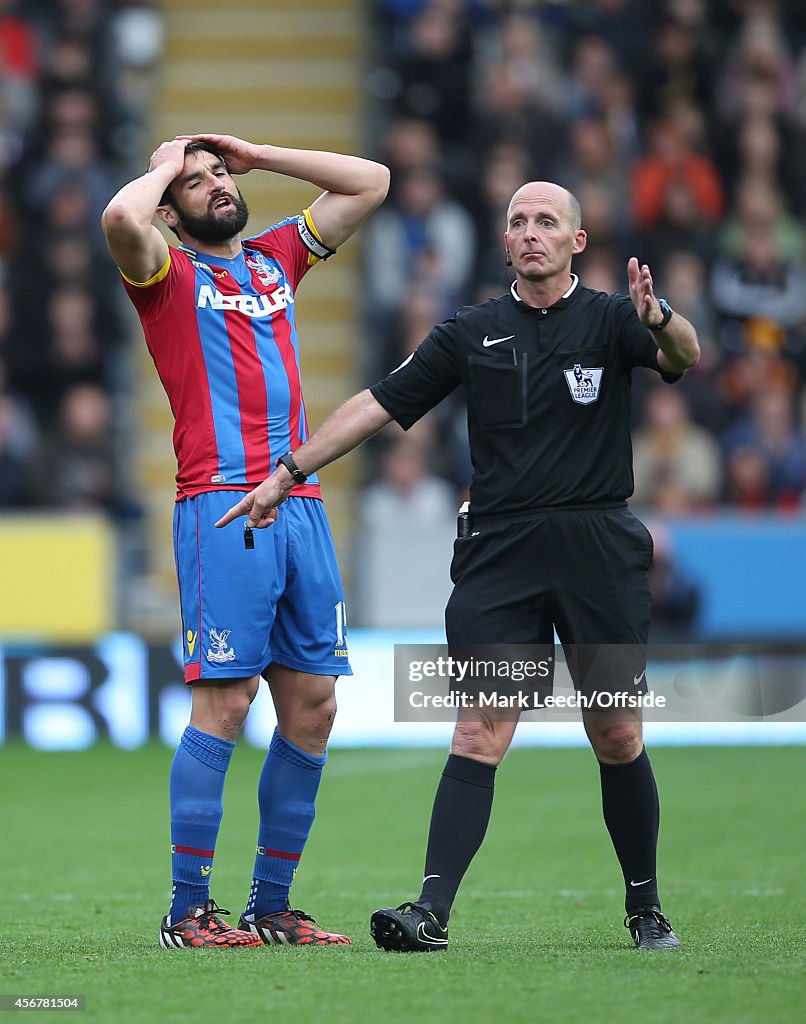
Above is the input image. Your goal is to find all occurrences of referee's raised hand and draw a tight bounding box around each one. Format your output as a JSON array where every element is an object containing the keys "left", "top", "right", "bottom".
[{"left": 627, "top": 256, "right": 662, "bottom": 326}]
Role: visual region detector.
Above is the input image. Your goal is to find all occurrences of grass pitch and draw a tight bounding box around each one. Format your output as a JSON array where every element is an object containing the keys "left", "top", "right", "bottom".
[{"left": 2, "top": 743, "right": 804, "bottom": 1023}]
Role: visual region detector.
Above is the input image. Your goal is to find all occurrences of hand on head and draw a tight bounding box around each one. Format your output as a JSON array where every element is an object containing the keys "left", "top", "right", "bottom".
[
  {"left": 148, "top": 138, "right": 190, "bottom": 178},
  {"left": 175, "top": 134, "right": 259, "bottom": 175}
]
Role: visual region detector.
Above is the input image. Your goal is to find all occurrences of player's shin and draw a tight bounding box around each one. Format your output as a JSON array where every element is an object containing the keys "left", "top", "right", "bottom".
[
  {"left": 168, "top": 726, "right": 235, "bottom": 924},
  {"left": 244, "top": 728, "right": 326, "bottom": 919}
]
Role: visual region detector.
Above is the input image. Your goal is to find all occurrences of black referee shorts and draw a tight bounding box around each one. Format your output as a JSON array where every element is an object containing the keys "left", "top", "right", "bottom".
[{"left": 445, "top": 504, "right": 653, "bottom": 694}]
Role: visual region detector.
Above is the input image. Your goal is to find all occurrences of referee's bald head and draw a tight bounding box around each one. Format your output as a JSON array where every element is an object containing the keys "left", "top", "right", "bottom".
[{"left": 506, "top": 182, "right": 582, "bottom": 231}]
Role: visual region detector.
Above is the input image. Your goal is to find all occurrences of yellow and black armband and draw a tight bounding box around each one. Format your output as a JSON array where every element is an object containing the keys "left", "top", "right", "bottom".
[{"left": 297, "top": 208, "right": 336, "bottom": 261}]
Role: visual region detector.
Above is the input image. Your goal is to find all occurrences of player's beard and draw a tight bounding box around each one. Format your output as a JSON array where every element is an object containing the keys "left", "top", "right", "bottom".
[{"left": 174, "top": 190, "right": 250, "bottom": 243}]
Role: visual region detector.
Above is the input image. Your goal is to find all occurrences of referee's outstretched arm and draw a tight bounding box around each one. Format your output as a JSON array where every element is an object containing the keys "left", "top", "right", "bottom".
[
  {"left": 215, "top": 390, "right": 393, "bottom": 530},
  {"left": 627, "top": 256, "right": 700, "bottom": 372}
]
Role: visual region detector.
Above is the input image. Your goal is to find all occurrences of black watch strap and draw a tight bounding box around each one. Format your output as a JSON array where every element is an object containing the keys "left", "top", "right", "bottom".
[
  {"left": 649, "top": 298, "right": 673, "bottom": 332},
  {"left": 276, "top": 452, "right": 308, "bottom": 485}
]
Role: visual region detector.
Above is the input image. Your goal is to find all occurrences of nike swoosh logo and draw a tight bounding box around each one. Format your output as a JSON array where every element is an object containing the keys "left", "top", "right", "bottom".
[
  {"left": 200, "top": 865, "right": 212, "bottom": 877},
  {"left": 422, "top": 874, "right": 441, "bottom": 883},
  {"left": 633, "top": 669, "right": 646, "bottom": 687},
  {"left": 630, "top": 877, "right": 653, "bottom": 887},
  {"left": 416, "top": 921, "right": 448, "bottom": 944},
  {"left": 482, "top": 334, "right": 515, "bottom": 347}
]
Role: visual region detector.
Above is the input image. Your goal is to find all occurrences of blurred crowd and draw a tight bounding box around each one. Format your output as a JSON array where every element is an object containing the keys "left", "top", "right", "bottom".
[
  {"left": 362, "top": 0, "right": 806, "bottom": 524},
  {"left": 0, "top": 0, "right": 160, "bottom": 520},
  {"left": 3, "top": 0, "right": 806, "bottom": 632}
]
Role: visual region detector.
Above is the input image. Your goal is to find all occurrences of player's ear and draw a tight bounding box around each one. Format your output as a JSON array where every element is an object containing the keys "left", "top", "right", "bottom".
[
  {"left": 572, "top": 229, "right": 587, "bottom": 255},
  {"left": 156, "top": 203, "right": 178, "bottom": 230}
]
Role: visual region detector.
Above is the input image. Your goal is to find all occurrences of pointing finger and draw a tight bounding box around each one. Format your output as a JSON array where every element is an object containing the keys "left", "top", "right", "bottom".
[{"left": 215, "top": 499, "right": 249, "bottom": 528}]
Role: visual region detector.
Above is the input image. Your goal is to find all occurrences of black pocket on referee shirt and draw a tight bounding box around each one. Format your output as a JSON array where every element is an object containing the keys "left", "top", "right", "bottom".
[{"left": 469, "top": 352, "right": 527, "bottom": 429}]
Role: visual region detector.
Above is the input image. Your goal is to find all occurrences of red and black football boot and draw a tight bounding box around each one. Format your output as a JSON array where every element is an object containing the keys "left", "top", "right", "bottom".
[
  {"left": 159, "top": 899, "right": 262, "bottom": 949},
  {"left": 238, "top": 906, "right": 351, "bottom": 946}
]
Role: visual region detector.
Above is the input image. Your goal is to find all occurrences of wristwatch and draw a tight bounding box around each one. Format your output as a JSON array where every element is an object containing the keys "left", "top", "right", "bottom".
[
  {"left": 648, "top": 298, "right": 673, "bottom": 332},
  {"left": 275, "top": 452, "right": 308, "bottom": 485}
]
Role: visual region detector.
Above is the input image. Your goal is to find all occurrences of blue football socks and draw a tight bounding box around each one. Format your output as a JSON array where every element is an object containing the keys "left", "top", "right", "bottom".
[
  {"left": 245, "top": 728, "right": 326, "bottom": 919},
  {"left": 167, "top": 725, "right": 235, "bottom": 924}
]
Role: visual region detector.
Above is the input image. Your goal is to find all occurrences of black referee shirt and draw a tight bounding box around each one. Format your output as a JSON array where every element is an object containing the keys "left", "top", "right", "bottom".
[{"left": 370, "top": 278, "right": 681, "bottom": 517}]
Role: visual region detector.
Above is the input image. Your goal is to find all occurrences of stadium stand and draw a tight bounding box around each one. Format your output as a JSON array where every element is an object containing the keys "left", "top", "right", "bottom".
[
  {"left": 362, "top": 0, "right": 806, "bottom": 510},
  {"left": 3, "top": 0, "right": 806, "bottom": 632},
  {"left": 355, "top": 0, "right": 806, "bottom": 625}
]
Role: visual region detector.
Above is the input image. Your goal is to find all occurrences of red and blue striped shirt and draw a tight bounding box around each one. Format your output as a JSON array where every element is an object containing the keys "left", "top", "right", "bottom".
[{"left": 123, "top": 212, "right": 330, "bottom": 501}]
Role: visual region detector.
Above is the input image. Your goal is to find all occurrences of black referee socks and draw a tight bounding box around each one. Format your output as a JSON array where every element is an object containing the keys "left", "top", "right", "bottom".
[
  {"left": 417, "top": 749, "right": 661, "bottom": 924},
  {"left": 598, "top": 747, "right": 661, "bottom": 914},
  {"left": 419, "top": 754, "right": 497, "bottom": 927}
]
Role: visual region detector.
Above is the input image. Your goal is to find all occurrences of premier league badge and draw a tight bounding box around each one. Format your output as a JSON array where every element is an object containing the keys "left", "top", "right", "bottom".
[{"left": 563, "top": 363, "right": 604, "bottom": 405}]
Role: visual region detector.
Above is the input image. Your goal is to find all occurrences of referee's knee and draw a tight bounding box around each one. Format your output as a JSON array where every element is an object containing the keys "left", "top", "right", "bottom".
[
  {"left": 586, "top": 720, "right": 643, "bottom": 764},
  {"left": 450, "top": 721, "right": 511, "bottom": 766}
]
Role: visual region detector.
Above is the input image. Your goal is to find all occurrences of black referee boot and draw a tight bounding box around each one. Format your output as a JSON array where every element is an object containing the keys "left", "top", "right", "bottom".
[
  {"left": 370, "top": 901, "right": 448, "bottom": 952},
  {"left": 625, "top": 907, "right": 681, "bottom": 949}
]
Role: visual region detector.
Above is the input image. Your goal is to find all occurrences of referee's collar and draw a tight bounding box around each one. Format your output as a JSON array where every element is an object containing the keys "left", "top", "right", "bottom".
[{"left": 510, "top": 274, "right": 579, "bottom": 311}]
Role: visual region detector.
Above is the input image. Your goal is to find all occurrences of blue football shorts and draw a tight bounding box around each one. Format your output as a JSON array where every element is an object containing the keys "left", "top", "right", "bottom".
[{"left": 173, "top": 492, "right": 352, "bottom": 683}]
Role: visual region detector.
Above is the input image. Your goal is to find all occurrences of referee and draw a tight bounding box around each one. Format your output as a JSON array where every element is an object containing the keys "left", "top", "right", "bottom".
[{"left": 216, "top": 181, "right": 700, "bottom": 952}]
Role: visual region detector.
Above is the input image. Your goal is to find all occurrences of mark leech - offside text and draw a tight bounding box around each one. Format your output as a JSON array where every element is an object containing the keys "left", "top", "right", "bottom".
[{"left": 408, "top": 691, "right": 667, "bottom": 710}]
